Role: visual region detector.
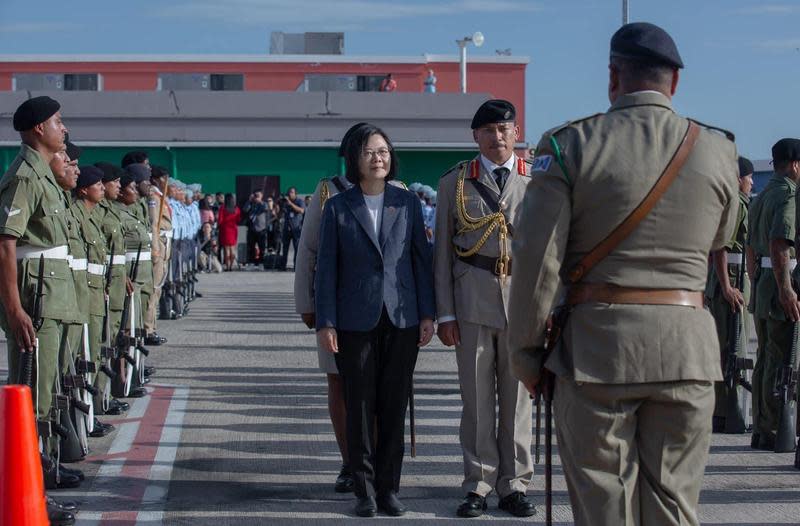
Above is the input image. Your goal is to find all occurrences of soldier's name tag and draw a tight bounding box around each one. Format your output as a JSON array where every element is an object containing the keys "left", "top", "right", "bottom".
[{"left": 531, "top": 155, "right": 553, "bottom": 173}]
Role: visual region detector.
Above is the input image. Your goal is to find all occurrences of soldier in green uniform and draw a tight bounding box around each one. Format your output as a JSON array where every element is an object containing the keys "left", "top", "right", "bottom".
[
  {"left": 747, "top": 138, "right": 800, "bottom": 451},
  {"left": 126, "top": 163, "right": 156, "bottom": 354},
  {"left": 706, "top": 156, "right": 754, "bottom": 432},
  {"left": 507, "top": 23, "right": 739, "bottom": 526},
  {"left": 0, "top": 96, "right": 79, "bottom": 525},
  {"left": 72, "top": 166, "right": 115, "bottom": 418}
]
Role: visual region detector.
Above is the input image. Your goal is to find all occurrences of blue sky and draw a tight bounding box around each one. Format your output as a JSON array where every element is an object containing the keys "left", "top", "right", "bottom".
[{"left": 0, "top": 0, "right": 797, "bottom": 159}]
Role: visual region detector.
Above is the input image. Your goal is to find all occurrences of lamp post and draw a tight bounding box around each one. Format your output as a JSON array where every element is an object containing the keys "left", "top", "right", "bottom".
[
  {"left": 456, "top": 31, "right": 484, "bottom": 93},
  {"left": 623, "top": 0, "right": 629, "bottom": 24}
]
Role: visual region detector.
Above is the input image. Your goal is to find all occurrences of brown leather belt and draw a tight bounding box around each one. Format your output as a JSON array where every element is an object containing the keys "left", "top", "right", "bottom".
[
  {"left": 457, "top": 254, "right": 512, "bottom": 276},
  {"left": 567, "top": 283, "right": 704, "bottom": 309}
]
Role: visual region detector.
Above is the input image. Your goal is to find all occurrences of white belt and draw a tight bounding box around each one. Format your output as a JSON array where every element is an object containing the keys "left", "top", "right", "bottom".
[
  {"left": 727, "top": 253, "right": 743, "bottom": 265},
  {"left": 16, "top": 245, "right": 69, "bottom": 261},
  {"left": 161, "top": 229, "right": 173, "bottom": 238},
  {"left": 69, "top": 258, "right": 88, "bottom": 271},
  {"left": 105, "top": 254, "right": 127, "bottom": 266},
  {"left": 87, "top": 263, "right": 106, "bottom": 276},
  {"left": 148, "top": 232, "right": 153, "bottom": 241},
  {"left": 126, "top": 251, "right": 152, "bottom": 262},
  {"left": 761, "top": 257, "right": 797, "bottom": 270}
]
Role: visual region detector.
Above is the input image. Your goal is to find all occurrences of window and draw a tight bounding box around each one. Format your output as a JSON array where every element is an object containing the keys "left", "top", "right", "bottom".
[
  {"left": 210, "top": 74, "right": 244, "bottom": 91},
  {"left": 300, "top": 74, "right": 386, "bottom": 92},
  {"left": 64, "top": 74, "right": 99, "bottom": 91},
  {"left": 12, "top": 73, "right": 100, "bottom": 91}
]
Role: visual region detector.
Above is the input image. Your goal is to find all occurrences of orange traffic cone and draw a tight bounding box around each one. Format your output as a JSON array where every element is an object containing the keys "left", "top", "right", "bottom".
[{"left": 0, "top": 385, "right": 49, "bottom": 525}]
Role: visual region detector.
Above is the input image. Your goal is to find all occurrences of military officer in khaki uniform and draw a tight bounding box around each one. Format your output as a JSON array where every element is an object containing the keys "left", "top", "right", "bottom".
[
  {"left": 747, "top": 138, "right": 800, "bottom": 452},
  {"left": 507, "top": 23, "right": 739, "bottom": 526},
  {"left": 433, "top": 100, "right": 535, "bottom": 518},
  {"left": 706, "top": 156, "right": 754, "bottom": 433},
  {"left": 0, "top": 96, "right": 80, "bottom": 525},
  {"left": 146, "top": 165, "right": 171, "bottom": 345}
]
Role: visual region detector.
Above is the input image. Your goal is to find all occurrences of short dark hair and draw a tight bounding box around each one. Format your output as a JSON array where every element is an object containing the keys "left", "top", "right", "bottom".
[
  {"left": 150, "top": 165, "right": 169, "bottom": 180},
  {"left": 610, "top": 55, "right": 674, "bottom": 90},
  {"left": 343, "top": 123, "right": 398, "bottom": 185},
  {"left": 121, "top": 150, "right": 148, "bottom": 168}
]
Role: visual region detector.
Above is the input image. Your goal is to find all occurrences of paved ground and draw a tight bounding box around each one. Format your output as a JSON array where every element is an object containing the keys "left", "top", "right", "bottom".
[{"left": 3, "top": 271, "right": 800, "bottom": 525}]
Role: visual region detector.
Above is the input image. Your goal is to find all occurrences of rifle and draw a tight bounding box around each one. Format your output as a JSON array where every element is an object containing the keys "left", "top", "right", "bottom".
[
  {"left": 21, "top": 255, "right": 46, "bottom": 387},
  {"left": 723, "top": 254, "right": 754, "bottom": 433},
  {"left": 774, "top": 317, "right": 798, "bottom": 453},
  {"left": 99, "top": 243, "right": 118, "bottom": 382},
  {"left": 115, "top": 244, "right": 141, "bottom": 395}
]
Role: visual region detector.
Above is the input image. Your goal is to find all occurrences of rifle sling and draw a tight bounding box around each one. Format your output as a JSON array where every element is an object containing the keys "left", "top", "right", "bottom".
[{"left": 567, "top": 121, "right": 700, "bottom": 284}]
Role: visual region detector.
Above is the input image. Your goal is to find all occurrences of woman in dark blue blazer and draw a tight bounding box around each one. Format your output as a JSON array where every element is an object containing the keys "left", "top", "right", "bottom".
[{"left": 315, "top": 123, "right": 435, "bottom": 517}]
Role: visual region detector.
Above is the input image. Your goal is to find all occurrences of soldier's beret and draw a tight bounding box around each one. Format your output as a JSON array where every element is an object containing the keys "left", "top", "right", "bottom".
[
  {"left": 772, "top": 138, "right": 800, "bottom": 163},
  {"left": 65, "top": 136, "right": 82, "bottom": 161},
  {"left": 13, "top": 96, "right": 61, "bottom": 131},
  {"left": 151, "top": 165, "right": 169, "bottom": 180},
  {"left": 737, "top": 156, "right": 754, "bottom": 178},
  {"left": 339, "top": 122, "right": 369, "bottom": 157},
  {"left": 125, "top": 162, "right": 150, "bottom": 183},
  {"left": 76, "top": 165, "right": 104, "bottom": 189},
  {"left": 610, "top": 22, "right": 684, "bottom": 69},
  {"left": 120, "top": 172, "right": 136, "bottom": 188},
  {"left": 94, "top": 162, "right": 119, "bottom": 183},
  {"left": 471, "top": 99, "right": 516, "bottom": 129}
]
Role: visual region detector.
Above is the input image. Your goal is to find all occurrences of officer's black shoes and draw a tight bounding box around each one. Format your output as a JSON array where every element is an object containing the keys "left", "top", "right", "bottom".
[
  {"left": 51, "top": 470, "right": 82, "bottom": 490},
  {"left": 47, "top": 498, "right": 76, "bottom": 526},
  {"left": 498, "top": 491, "right": 537, "bottom": 517},
  {"left": 89, "top": 419, "right": 115, "bottom": 438},
  {"left": 377, "top": 492, "right": 406, "bottom": 516},
  {"left": 59, "top": 465, "right": 85, "bottom": 481},
  {"left": 354, "top": 496, "right": 377, "bottom": 517},
  {"left": 195, "top": 291, "right": 203, "bottom": 298},
  {"left": 145, "top": 333, "right": 167, "bottom": 346},
  {"left": 335, "top": 465, "right": 354, "bottom": 493},
  {"left": 144, "top": 365, "right": 156, "bottom": 377},
  {"left": 47, "top": 495, "right": 79, "bottom": 512},
  {"left": 127, "top": 387, "right": 148, "bottom": 398},
  {"left": 105, "top": 398, "right": 128, "bottom": 415},
  {"left": 456, "top": 492, "right": 487, "bottom": 518},
  {"left": 794, "top": 444, "right": 800, "bottom": 470},
  {"left": 752, "top": 431, "right": 776, "bottom": 451},
  {"left": 712, "top": 416, "right": 726, "bottom": 433}
]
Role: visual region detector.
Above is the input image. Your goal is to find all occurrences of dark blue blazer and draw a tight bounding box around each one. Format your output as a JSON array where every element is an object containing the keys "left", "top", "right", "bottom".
[{"left": 315, "top": 183, "right": 435, "bottom": 332}]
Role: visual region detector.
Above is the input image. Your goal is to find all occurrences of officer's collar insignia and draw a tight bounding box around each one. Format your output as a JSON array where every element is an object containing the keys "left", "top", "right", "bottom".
[
  {"left": 3, "top": 206, "right": 21, "bottom": 217},
  {"left": 469, "top": 159, "right": 481, "bottom": 180},
  {"left": 517, "top": 158, "right": 527, "bottom": 176},
  {"left": 531, "top": 155, "right": 553, "bottom": 173}
]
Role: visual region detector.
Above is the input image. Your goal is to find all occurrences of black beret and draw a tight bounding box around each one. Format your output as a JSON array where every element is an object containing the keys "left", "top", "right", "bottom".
[
  {"left": 772, "top": 138, "right": 800, "bottom": 163},
  {"left": 471, "top": 99, "right": 516, "bottom": 130},
  {"left": 13, "top": 96, "right": 61, "bottom": 132},
  {"left": 125, "top": 163, "right": 151, "bottom": 183},
  {"left": 737, "top": 156, "right": 754, "bottom": 178},
  {"left": 94, "top": 162, "right": 119, "bottom": 183},
  {"left": 120, "top": 172, "right": 137, "bottom": 188},
  {"left": 338, "top": 122, "right": 369, "bottom": 157},
  {"left": 65, "top": 136, "right": 82, "bottom": 161},
  {"left": 610, "top": 22, "right": 684, "bottom": 69},
  {"left": 76, "top": 166, "right": 104, "bottom": 190},
  {"left": 150, "top": 165, "right": 170, "bottom": 180}
]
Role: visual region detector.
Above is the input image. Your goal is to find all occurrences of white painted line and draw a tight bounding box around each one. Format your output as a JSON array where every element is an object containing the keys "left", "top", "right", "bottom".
[{"left": 135, "top": 386, "right": 189, "bottom": 526}]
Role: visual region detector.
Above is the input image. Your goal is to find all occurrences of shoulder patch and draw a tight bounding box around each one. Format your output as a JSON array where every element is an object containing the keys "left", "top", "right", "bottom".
[
  {"left": 148, "top": 199, "right": 157, "bottom": 208},
  {"left": 688, "top": 118, "right": 735, "bottom": 141},
  {"left": 531, "top": 155, "right": 553, "bottom": 173},
  {"left": 441, "top": 160, "right": 470, "bottom": 178}
]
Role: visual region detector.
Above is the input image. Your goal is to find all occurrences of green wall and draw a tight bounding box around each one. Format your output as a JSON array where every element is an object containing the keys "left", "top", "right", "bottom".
[{"left": 0, "top": 146, "right": 475, "bottom": 194}]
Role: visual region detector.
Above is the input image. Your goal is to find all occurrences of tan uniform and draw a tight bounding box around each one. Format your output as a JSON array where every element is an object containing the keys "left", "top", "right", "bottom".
[
  {"left": 433, "top": 154, "right": 533, "bottom": 498},
  {"left": 147, "top": 187, "right": 172, "bottom": 333},
  {"left": 507, "top": 92, "right": 739, "bottom": 526}
]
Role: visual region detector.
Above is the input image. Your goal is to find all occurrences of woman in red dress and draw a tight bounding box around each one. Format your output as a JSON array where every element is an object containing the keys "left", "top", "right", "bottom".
[{"left": 217, "top": 193, "right": 241, "bottom": 271}]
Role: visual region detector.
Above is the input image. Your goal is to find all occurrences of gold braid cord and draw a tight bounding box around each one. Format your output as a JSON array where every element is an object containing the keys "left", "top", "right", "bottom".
[
  {"left": 319, "top": 180, "right": 330, "bottom": 210},
  {"left": 454, "top": 162, "right": 510, "bottom": 280}
]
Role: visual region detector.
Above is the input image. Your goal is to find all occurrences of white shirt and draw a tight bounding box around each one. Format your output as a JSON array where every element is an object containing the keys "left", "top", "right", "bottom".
[{"left": 363, "top": 192, "right": 384, "bottom": 238}]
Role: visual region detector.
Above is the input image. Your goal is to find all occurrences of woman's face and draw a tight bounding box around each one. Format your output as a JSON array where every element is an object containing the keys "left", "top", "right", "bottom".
[
  {"left": 104, "top": 178, "right": 121, "bottom": 201},
  {"left": 358, "top": 133, "right": 391, "bottom": 183},
  {"left": 81, "top": 181, "right": 105, "bottom": 204},
  {"left": 119, "top": 182, "right": 139, "bottom": 205}
]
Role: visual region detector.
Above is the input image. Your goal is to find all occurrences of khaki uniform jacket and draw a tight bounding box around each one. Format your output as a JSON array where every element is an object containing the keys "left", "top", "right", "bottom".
[
  {"left": 434, "top": 155, "right": 531, "bottom": 330},
  {"left": 97, "top": 199, "right": 127, "bottom": 311},
  {"left": 507, "top": 91, "right": 739, "bottom": 385},
  {"left": 64, "top": 201, "right": 90, "bottom": 324},
  {"left": 148, "top": 188, "right": 172, "bottom": 258},
  {"left": 0, "top": 145, "right": 77, "bottom": 323},
  {"left": 72, "top": 200, "right": 108, "bottom": 317},
  {"left": 113, "top": 201, "right": 153, "bottom": 286}
]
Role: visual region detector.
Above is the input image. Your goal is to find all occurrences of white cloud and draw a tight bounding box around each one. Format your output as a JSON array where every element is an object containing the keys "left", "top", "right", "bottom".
[
  {"left": 156, "top": 0, "right": 543, "bottom": 28},
  {"left": 735, "top": 4, "right": 800, "bottom": 15}
]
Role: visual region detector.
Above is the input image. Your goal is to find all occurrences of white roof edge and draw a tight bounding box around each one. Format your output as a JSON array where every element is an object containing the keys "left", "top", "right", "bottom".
[
  {"left": 0, "top": 140, "right": 529, "bottom": 149},
  {"left": 0, "top": 54, "right": 529, "bottom": 65}
]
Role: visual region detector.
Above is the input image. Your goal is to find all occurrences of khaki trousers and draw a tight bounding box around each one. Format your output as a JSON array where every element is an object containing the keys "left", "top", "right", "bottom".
[
  {"left": 147, "top": 237, "right": 168, "bottom": 334},
  {"left": 554, "top": 377, "right": 714, "bottom": 526},
  {"left": 455, "top": 320, "right": 533, "bottom": 497},
  {"left": 752, "top": 316, "right": 796, "bottom": 434}
]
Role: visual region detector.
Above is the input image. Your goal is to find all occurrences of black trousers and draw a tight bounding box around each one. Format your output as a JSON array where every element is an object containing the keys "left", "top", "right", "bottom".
[
  {"left": 279, "top": 227, "right": 301, "bottom": 270},
  {"left": 246, "top": 229, "right": 267, "bottom": 263},
  {"left": 335, "top": 310, "right": 419, "bottom": 498}
]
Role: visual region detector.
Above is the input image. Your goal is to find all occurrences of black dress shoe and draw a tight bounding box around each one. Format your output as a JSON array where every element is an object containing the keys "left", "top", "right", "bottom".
[
  {"left": 46, "top": 496, "right": 79, "bottom": 512},
  {"left": 89, "top": 419, "right": 115, "bottom": 437},
  {"left": 377, "top": 492, "right": 406, "bottom": 516},
  {"left": 54, "top": 471, "right": 82, "bottom": 490},
  {"left": 145, "top": 334, "right": 167, "bottom": 346},
  {"left": 126, "top": 387, "right": 147, "bottom": 398},
  {"left": 498, "top": 491, "right": 537, "bottom": 517},
  {"left": 755, "top": 432, "right": 776, "bottom": 451},
  {"left": 59, "top": 465, "right": 84, "bottom": 481},
  {"left": 456, "top": 492, "right": 487, "bottom": 518},
  {"left": 47, "top": 500, "right": 76, "bottom": 526},
  {"left": 144, "top": 366, "right": 156, "bottom": 377},
  {"left": 354, "top": 496, "right": 377, "bottom": 518},
  {"left": 334, "top": 465, "right": 354, "bottom": 493},
  {"left": 113, "top": 399, "right": 130, "bottom": 411},
  {"left": 195, "top": 291, "right": 203, "bottom": 298},
  {"left": 712, "top": 416, "right": 725, "bottom": 433}
]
